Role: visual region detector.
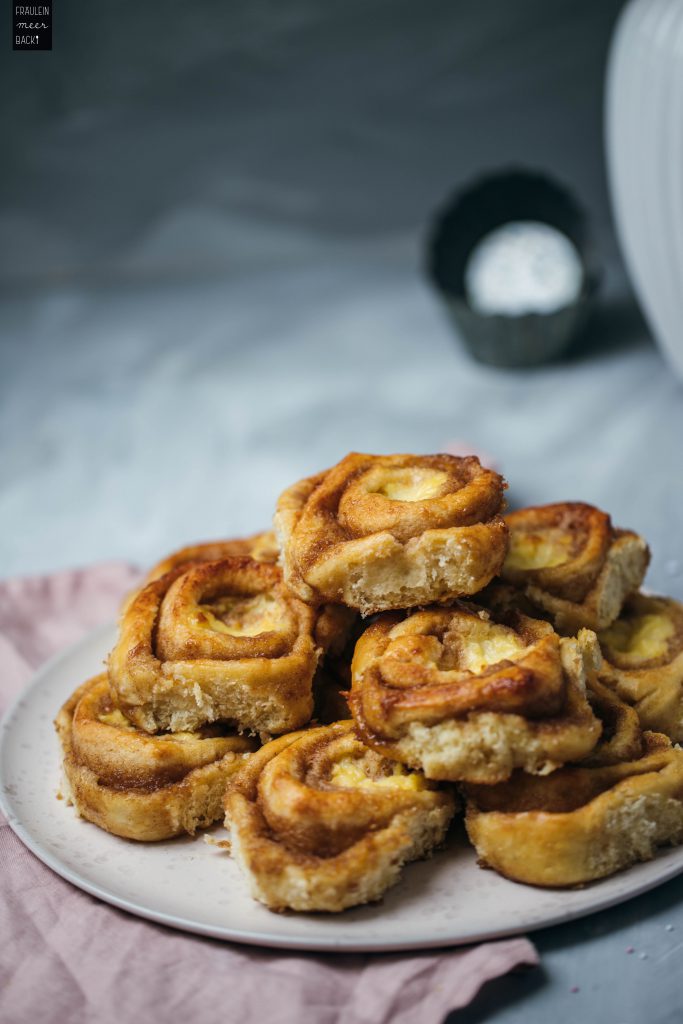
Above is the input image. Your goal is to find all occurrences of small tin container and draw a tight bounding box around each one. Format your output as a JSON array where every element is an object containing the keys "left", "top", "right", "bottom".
[{"left": 426, "top": 169, "right": 600, "bottom": 368}]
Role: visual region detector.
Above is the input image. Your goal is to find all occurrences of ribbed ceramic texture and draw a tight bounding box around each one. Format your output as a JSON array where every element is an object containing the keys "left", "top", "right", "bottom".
[{"left": 606, "top": 0, "right": 683, "bottom": 380}]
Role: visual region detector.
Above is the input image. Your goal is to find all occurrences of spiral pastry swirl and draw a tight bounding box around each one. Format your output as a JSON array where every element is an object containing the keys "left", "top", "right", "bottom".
[
  {"left": 55, "top": 674, "right": 258, "bottom": 841},
  {"left": 144, "top": 531, "right": 280, "bottom": 583},
  {"left": 275, "top": 452, "right": 508, "bottom": 615},
  {"left": 137, "top": 532, "right": 355, "bottom": 658},
  {"left": 109, "top": 557, "right": 320, "bottom": 735},
  {"left": 464, "top": 686, "right": 683, "bottom": 887},
  {"left": 224, "top": 720, "right": 455, "bottom": 912},
  {"left": 501, "top": 502, "right": 650, "bottom": 633},
  {"left": 581, "top": 677, "right": 643, "bottom": 767},
  {"left": 598, "top": 592, "right": 683, "bottom": 742},
  {"left": 349, "top": 602, "right": 602, "bottom": 782}
]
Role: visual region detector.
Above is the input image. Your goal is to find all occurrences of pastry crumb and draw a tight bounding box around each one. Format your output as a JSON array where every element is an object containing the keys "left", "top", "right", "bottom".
[{"left": 204, "top": 835, "right": 231, "bottom": 851}]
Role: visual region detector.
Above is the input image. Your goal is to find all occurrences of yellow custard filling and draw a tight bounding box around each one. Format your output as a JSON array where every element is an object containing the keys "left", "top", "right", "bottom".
[
  {"left": 505, "top": 528, "right": 574, "bottom": 571},
  {"left": 440, "top": 615, "right": 528, "bottom": 674},
  {"left": 331, "top": 758, "right": 428, "bottom": 792},
  {"left": 98, "top": 707, "right": 135, "bottom": 729},
  {"left": 457, "top": 627, "right": 527, "bottom": 673},
  {"left": 376, "top": 468, "right": 448, "bottom": 502},
  {"left": 600, "top": 613, "right": 674, "bottom": 662},
  {"left": 199, "top": 593, "right": 286, "bottom": 636}
]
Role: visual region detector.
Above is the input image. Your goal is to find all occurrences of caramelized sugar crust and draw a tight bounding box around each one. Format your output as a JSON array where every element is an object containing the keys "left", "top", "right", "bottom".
[
  {"left": 55, "top": 674, "right": 257, "bottom": 841},
  {"left": 501, "top": 502, "right": 650, "bottom": 633},
  {"left": 464, "top": 684, "right": 683, "bottom": 886},
  {"left": 349, "top": 602, "right": 601, "bottom": 783},
  {"left": 275, "top": 452, "right": 508, "bottom": 614},
  {"left": 109, "top": 557, "right": 320, "bottom": 735},
  {"left": 224, "top": 721, "right": 455, "bottom": 912},
  {"left": 598, "top": 592, "right": 683, "bottom": 741}
]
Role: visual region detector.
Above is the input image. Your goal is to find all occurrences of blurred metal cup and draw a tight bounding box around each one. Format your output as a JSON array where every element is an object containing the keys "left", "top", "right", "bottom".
[{"left": 426, "top": 168, "right": 600, "bottom": 368}]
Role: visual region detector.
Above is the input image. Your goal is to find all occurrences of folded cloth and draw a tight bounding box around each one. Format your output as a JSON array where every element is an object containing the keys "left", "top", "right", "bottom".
[{"left": 0, "top": 564, "right": 539, "bottom": 1024}]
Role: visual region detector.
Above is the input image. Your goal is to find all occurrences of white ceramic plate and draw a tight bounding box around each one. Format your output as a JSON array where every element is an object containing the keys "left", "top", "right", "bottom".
[{"left": 3, "top": 623, "right": 683, "bottom": 952}]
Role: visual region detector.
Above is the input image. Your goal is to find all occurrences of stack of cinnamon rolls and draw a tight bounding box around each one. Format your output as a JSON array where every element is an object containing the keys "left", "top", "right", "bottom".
[{"left": 56, "top": 452, "right": 683, "bottom": 911}]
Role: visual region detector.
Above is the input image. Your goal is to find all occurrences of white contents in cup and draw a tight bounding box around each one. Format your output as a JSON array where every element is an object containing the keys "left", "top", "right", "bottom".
[{"left": 464, "top": 221, "right": 583, "bottom": 316}]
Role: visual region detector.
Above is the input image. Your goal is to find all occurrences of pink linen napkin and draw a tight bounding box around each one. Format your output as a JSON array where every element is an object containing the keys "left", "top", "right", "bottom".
[{"left": 0, "top": 564, "right": 538, "bottom": 1024}]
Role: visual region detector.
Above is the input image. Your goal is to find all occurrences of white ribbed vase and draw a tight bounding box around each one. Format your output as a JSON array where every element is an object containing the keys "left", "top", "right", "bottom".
[{"left": 606, "top": 0, "right": 683, "bottom": 380}]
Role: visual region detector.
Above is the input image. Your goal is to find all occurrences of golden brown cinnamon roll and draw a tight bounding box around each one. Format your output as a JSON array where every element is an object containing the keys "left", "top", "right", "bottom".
[
  {"left": 501, "top": 502, "right": 650, "bottom": 633},
  {"left": 109, "top": 557, "right": 320, "bottom": 735},
  {"left": 464, "top": 687, "right": 683, "bottom": 887},
  {"left": 597, "top": 593, "right": 683, "bottom": 741},
  {"left": 138, "top": 532, "right": 354, "bottom": 658},
  {"left": 224, "top": 721, "right": 456, "bottom": 912},
  {"left": 55, "top": 675, "right": 257, "bottom": 841},
  {"left": 349, "top": 602, "right": 602, "bottom": 783},
  {"left": 275, "top": 452, "right": 508, "bottom": 615}
]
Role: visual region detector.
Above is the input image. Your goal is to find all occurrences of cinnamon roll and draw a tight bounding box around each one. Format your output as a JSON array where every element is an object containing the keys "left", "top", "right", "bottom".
[
  {"left": 349, "top": 602, "right": 602, "bottom": 783},
  {"left": 224, "top": 721, "right": 456, "bottom": 912},
  {"left": 598, "top": 593, "right": 683, "bottom": 741},
  {"left": 464, "top": 686, "right": 683, "bottom": 887},
  {"left": 55, "top": 674, "right": 257, "bottom": 841},
  {"left": 109, "top": 557, "right": 320, "bottom": 735},
  {"left": 140, "top": 533, "right": 354, "bottom": 657},
  {"left": 275, "top": 452, "right": 508, "bottom": 615},
  {"left": 501, "top": 502, "right": 649, "bottom": 634}
]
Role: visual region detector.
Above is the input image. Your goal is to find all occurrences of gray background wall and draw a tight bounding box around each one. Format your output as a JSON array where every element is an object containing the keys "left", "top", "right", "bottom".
[
  {"left": 1, "top": 0, "right": 626, "bottom": 287},
  {"left": 6, "top": 0, "right": 679, "bottom": 600}
]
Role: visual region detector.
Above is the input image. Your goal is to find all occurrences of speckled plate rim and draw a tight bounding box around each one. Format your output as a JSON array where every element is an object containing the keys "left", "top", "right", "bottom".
[{"left": 3, "top": 621, "right": 683, "bottom": 953}]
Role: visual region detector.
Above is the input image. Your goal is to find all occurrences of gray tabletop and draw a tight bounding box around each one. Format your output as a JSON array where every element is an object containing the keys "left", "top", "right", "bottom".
[{"left": 2, "top": 1, "right": 683, "bottom": 1020}]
